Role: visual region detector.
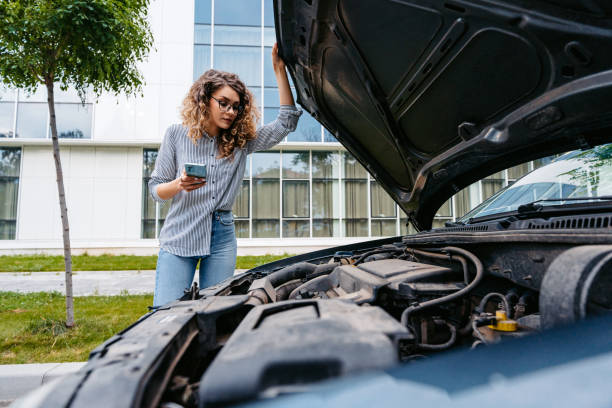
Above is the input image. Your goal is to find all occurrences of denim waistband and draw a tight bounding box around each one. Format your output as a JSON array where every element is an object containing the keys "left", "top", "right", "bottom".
[{"left": 213, "top": 210, "right": 231, "bottom": 215}]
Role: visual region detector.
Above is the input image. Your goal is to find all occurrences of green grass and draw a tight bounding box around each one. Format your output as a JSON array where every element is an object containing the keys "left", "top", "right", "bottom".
[
  {"left": 0, "top": 253, "right": 295, "bottom": 272},
  {"left": 235, "top": 254, "right": 294, "bottom": 269},
  {"left": 0, "top": 255, "right": 298, "bottom": 363},
  {"left": 0, "top": 292, "right": 152, "bottom": 364}
]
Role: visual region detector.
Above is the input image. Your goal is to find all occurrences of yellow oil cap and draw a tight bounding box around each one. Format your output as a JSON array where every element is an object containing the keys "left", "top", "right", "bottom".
[
  {"left": 488, "top": 310, "right": 518, "bottom": 332},
  {"left": 495, "top": 310, "right": 508, "bottom": 320},
  {"left": 495, "top": 319, "right": 518, "bottom": 331}
]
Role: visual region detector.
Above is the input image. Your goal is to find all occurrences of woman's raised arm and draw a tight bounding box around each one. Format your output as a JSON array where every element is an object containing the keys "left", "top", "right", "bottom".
[
  {"left": 272, "top": 43, "right": 295, "bottom": 106},
  {"left": 245, "top": 44, "right": 302, "bottom": 153}
]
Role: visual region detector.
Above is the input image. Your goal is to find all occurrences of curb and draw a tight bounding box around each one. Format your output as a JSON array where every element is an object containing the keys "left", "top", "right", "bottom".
[{"left": 0, "top": 362, "right": 85, "bottom": 404}]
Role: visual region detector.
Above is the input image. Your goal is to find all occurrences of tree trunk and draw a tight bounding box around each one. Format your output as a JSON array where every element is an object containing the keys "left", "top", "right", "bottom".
[{"left": 45, "top": 78, "right": 74, "bottom": 328}]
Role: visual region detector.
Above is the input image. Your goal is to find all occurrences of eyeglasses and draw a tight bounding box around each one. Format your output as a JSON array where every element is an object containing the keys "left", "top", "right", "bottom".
[{"left": 211, "top": 96, "right": 244, "bottom": 115}]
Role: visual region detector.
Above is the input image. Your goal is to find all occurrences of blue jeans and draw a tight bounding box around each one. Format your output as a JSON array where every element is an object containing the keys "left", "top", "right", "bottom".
[{"left": 153, "top": 210, "right": 237, "bottom": 306}]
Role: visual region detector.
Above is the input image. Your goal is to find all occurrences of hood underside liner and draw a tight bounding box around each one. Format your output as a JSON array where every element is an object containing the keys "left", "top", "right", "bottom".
[{"left": 276, "top": 0, "right": 612, "bottom": 229}]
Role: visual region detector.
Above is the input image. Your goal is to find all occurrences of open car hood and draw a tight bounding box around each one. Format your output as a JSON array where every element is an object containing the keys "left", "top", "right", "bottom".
[{"left": 275, "top": 0, "right": 612, "bottom": 229}]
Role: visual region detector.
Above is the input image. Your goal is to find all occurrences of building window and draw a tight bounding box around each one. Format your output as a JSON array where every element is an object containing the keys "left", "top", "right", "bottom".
[
  {"left": 53, "top": 103, "right": 93, "bottom": 139},
  {"left": 194, "top": 0, "right": 211, "bottom": 24},
  {"left": 264, "top": 0, "right": 274, "bottom": 27},
  {"left": 215, "top": 0, "right": 261, "bottom": 26},
  {"left": 215, "top": 25, "right": 261, "bottom": 46},
  {"left": 16, "top": 102, "right": 47, "bottom": 139},
  {"left": 282, "top": 151, "right": 310, "bottom": 237},
  {"left": 507, "top": 163, "right": 530, "bottom": 184},
  {"left": 263, "top": 27, "right": 275, "bottom": 46},
  {"left": 0, "top": 86, "right": 16, "bottom": 138},
  {"left": 252, "top": 151, "right": 280, "bottom": 237},
  {"left": 263, "top": 45, "right": 277, "bottom": 88},
  {"left": 0, "top": 147, "right": 21, "bottom": 240},
  {"left": 324, "top": 129, "right": 338, "bottom": 143},
  {"left": 142, "top": 149, "right": 169, "bottom": 238},
  {"left": 193, "top": 0, "right": 211, "bottom": 80},
  {"left": 433, "top": 198, "right": 454, "bottom": 229},
  {"left": 312, "top": 151, "right": 340, "bottom": 237},
  {"left": 370, "top": 180, "right": 396, "bottom": 237},
  {"left": 0, "top": 86, "right": 92, "bottom": 139},
  {"left": 193, "top": 44, "right": 211, "bottom": 81},
  {"left": 534, "top": 156, "right": 556, "bottom": 169},
  {"left": 400, "top": 211, "right": 418, "bottom": 236},
  {"left": 436, "top": 199, "right": 453, "bottom": 217},
  {"left": 214, "top": 45, "right": 262, "bottom": 87},
  {"left": 232, "top": 156, "right": 250, "bottom": 238},
  {"left": 342, "top": 153, "right": 368, "bottom": 237},
  {"left": 482, "top": 171, "right": 505, "bottom": 200},
  {"left": 263, "top": 94, "right": 279, "bottom": 126},
  {"left": 453, "top": 184, "right": 476, "bottom": 219},
  {"left": 286, "top": 110, "right": 322, "bottom": 143},
  {"left": 0, "top": 102, "right": 14, "bottom": 137}
]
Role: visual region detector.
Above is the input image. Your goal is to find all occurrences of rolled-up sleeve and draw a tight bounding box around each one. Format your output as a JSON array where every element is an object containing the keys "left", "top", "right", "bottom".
[
  {"left": 149, "top": 125, "right": 177, "bottom": 203},
  {"left": 247, "top": 105, "right": 302, "bottom": 153}
]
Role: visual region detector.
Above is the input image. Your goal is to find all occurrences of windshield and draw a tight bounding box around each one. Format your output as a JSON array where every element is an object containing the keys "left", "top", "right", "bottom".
[{"left": 458, "top": 144, "right": 612, "bottom": 222}]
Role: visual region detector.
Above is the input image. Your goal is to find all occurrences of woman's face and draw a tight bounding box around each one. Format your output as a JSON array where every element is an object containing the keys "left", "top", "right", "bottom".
[{"left": 207, "top": 85, "right": 242, "bottom": 136}]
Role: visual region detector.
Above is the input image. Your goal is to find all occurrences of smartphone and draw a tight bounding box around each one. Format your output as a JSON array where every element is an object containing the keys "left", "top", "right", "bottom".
[{"left": 184, "top": 163, "right": 207, "bottom": 179}]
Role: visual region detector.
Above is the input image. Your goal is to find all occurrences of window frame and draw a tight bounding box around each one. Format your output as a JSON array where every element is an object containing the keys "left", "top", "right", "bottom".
[{"left": 0, "top": 146, "right": 22, "bottom": 240}]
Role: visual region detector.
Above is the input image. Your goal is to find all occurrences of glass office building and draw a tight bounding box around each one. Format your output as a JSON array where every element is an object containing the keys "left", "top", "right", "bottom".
[{"left": 0, "top": 0, "right": 550, "bottom": 254}]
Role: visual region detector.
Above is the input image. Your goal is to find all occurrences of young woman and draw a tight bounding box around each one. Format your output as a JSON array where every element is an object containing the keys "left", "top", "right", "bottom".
[{"left": 149, "top": 44, "right": 301, "bottom": 306}]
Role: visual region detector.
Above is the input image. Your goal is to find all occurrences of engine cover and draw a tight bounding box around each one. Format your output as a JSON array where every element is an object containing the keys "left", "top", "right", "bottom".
[
  {"left": 291, "top": 259, "right": 456, "bottom": 303},
  {"left": 198, "top": 299, "right": 412, "bottom": 407}
]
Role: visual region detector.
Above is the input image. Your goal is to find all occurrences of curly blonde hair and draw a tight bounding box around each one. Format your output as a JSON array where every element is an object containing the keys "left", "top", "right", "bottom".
[{"left": 181, "top": 69, "right": 260, "bottom": 159}]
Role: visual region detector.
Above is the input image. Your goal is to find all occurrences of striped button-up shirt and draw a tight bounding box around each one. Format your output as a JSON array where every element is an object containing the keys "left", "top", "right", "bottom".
[{"left": 149, "top": 105, "right": 302, "bottom": 256}]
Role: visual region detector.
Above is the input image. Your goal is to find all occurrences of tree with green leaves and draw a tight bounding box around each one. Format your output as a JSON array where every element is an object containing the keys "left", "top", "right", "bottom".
[{"left": 0, "top": 0, "right": 153, "bottom": 327}]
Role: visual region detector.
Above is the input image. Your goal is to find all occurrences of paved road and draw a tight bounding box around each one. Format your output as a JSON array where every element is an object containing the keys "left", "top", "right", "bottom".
[{"left": 0, "top": 269, "right": 247, "bottom": 296}]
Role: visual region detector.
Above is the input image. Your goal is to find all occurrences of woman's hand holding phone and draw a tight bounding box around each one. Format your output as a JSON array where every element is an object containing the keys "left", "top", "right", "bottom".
[{"left": 178, "top": 169, "right": 206, "bottom": 192}]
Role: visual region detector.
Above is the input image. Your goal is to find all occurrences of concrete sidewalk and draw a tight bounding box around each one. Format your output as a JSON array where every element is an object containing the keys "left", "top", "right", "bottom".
[
  {"left": 0, "top": 363, "right": 85, "bottom": 407},
  {"left": 0, "top": 269, "right": 248, "bottom": 295},
  {"left": 0, "top": 270, "right": 156, "bottom": 295}
]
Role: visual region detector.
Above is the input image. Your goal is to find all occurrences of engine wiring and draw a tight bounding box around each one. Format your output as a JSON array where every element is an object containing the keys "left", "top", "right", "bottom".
[
  {"left": 400, "top": 246, "right": 484, "bottom": 326},
  {"left": 240, "top": 244, "right": 534, "bottom": 358}
]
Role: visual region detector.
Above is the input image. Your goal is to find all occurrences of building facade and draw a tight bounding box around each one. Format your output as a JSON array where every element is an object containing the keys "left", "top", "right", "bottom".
[{"left": 0, "top": 0, "right": 546, "bottom": 255}]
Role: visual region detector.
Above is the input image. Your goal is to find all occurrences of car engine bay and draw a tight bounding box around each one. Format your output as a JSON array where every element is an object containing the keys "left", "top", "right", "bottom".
[{"left": 109, "top": 225, "right": 612, "bottom": 408}]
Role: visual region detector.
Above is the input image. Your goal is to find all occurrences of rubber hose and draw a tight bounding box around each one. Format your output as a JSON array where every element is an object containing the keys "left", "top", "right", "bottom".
[
  {"left": 417, "top": 321, "right": 457, "bottom": 350},
  {"left": 353, "top": 248, "right": 404, "bottom": 265},
  {"left": 408, "top": 248, "right": 469, "bottom": 283},
  {"left": 472, "top": 319, "right": 489, "bottom": 345},
  {"left": 478, "top": 292, "right": 511, "bottom": 316},
  {"left": 401, "top": 246, "right": 484, "bottom": 327},
  {"left": 267, "top": 262, "right": 317, "bottom": 287},
  {"left": 288, "top": 275, "right": 330, "bottom": 300},
  {"left": 309, "top": 262, "right": 340, "bottom": 279}
]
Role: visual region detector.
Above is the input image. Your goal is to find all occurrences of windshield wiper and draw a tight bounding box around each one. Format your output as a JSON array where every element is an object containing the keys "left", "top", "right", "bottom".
[
  {"left": 517, "top": 195, "right": 612, "bottom": 213},
  {"left": 466, "top": 195, "right": 612, "bottom": 225}
]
